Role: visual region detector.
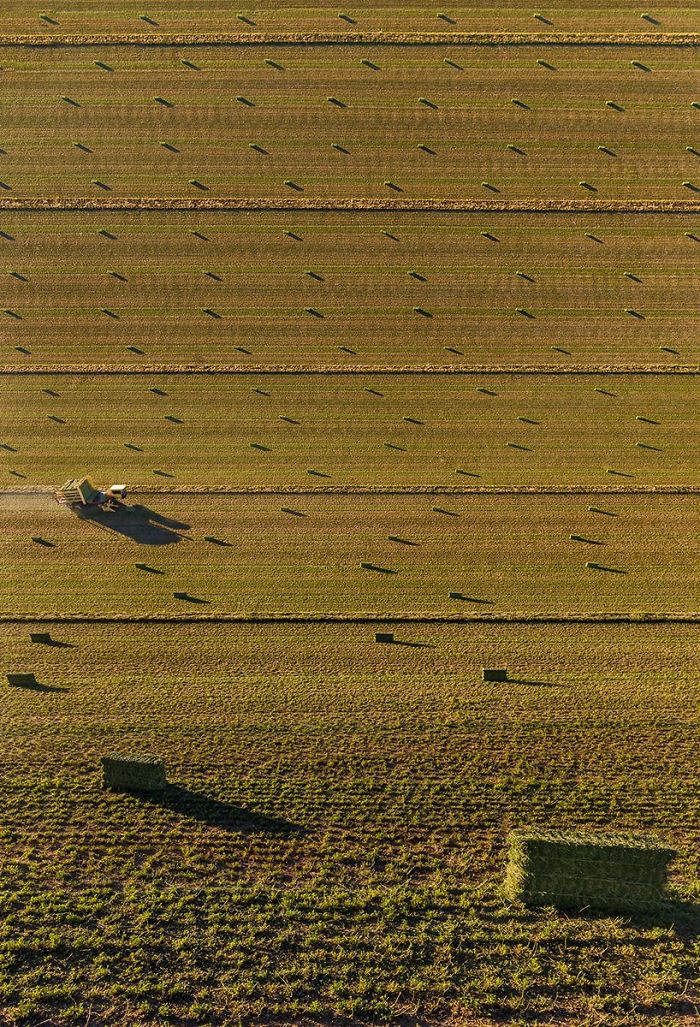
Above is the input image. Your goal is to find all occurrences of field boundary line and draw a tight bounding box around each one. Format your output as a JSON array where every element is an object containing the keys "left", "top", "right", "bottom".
[
  {"left": 2, "top": 613, "right": 698, "bottom": 624},
  {"left": 0, "top": 32, "right": 698, "bottom": 46},
  {"left": 1, "top": 365, "right": 697, "bottom": 376},
  {"left": 2, "top": 485, "right": 698, "bottom": 496},
  {"left": 1, "top": 198, "right": 699, "bottom": 214}
]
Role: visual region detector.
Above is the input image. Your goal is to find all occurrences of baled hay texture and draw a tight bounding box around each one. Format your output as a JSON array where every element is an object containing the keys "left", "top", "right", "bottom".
[
  {"left": 504, "top": 829, "right": 676, "bottom": 913},
  {"left": 101, "top": 752, "right": 167, "bottom": 793}
]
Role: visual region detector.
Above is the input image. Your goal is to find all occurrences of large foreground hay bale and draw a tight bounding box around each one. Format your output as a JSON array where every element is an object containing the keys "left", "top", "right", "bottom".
[
  {"left": 102, "top": 753, "right": 166, "bottom": 793},
  {"left": 504, "top": 830, "right": 676, "bottom": 913}
]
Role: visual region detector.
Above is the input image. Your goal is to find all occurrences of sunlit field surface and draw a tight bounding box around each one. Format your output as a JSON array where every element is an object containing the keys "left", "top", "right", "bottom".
[{"left": 1, "top": 5, "right": 698, "bottom": 1025}]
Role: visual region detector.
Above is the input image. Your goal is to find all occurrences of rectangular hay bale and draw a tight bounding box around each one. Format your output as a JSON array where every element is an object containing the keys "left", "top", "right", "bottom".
[
  {"left": 375, "top": 631, "right": 394, "bottom": 643},
  {"left": 101, "top": 753, "right": 167, "bottom": 793},
  {"left": 482, "top": 668, "right": 508, "bottom": 682},
  {"left": 504, "top": 829, "right": 676, "bottom": 913},
  {"left": 7, "top": 673, "right": 38, "bottom": 687}
]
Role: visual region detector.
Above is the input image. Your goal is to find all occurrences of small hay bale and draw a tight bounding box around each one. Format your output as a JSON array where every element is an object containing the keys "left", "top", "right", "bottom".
[
  {"left": 482, "top": 668, "right": 507, "bottom": 682},
  {"left": 504, "top": 829, "right": 676, "bottom": 913},
  {"left": 7, "top": 672, "right": 38, "bottom": 687},
  {"left": 101, "top": 753, "right": 166, "bottom": 793},
  {"left": 375, "top": 631, "right": 394, "bottom": 643}
]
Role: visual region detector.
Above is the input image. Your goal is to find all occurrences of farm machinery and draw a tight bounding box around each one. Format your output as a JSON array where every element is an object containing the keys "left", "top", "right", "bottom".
[{"left": 55, "top": 476, "right": 128, "bottom": 512}]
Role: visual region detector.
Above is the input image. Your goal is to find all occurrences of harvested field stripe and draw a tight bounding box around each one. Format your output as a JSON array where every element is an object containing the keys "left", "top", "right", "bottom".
[
  {"left": 0, "top": 365, "right": 697, "bottom": 376},
  {"left": 0, "top": 33, "right": 698, "bottom": 46},
  {"left": 1, "top": 613, "right": 697, "bottom": 624},
  {"left": 1, "top": 198, "right": 698, "bottom": 214}
]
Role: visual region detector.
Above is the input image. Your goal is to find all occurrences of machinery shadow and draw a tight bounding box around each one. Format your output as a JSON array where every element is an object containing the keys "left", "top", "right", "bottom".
[
  {"left": 139, "top": 784, "right": 306, "bottom": 836},
  {"left": 76, "top": 503, "right": 190, "bottom": 546}
]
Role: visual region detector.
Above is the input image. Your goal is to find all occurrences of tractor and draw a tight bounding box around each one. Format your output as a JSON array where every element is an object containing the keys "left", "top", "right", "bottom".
[{"left": 54, "top": 476, "right": 128, "bottom": 512}]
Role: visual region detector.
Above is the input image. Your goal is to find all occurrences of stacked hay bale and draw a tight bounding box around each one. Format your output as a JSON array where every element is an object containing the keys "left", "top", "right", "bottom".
[
  {"left": 101, "top": 753, "right": 167, "bottom": 793},
  {"left": 504, "top": 830, "right": 676, "bottom": 913}
]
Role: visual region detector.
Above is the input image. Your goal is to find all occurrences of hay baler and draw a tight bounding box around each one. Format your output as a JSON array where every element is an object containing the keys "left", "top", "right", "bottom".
[{"left": 55, "top": 476, "right": 127, "bottom": 512}]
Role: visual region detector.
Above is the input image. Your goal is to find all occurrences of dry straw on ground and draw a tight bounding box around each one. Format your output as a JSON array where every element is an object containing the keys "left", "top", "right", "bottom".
[
  {"left": 1, "top": 365, "right": 697, "bottom": 375},
  {"left": 0, "top": 32, "right": 697, "bottom": 46},
  {"left": 4, "top": 613, "right": 699, "bottom": 625},
  {"left": 1, "top": 198, "right": 698, "bottom": 214},
  {"left": 2, "top": 484, "right": 699, "bottom": 496}
]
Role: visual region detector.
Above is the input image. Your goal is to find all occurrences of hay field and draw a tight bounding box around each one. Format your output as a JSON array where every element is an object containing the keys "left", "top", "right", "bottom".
[
  {"left": 1, "top": 492, "right": 697, "bottom": 616},
  {"left": 2, "top": 1, "right": 700, "bottom": 35},
  {"left": 1, "top": 374, "right": 697, "bottom": 486},
  {"left": 2, "top": 211, "right": 697, "bottom": 367},
  {"left": 1, "top": 11, "right": 699, "bottom": 1027},
  {"left": 1, "top": 45, "right": 697, "bottom": 201},
  {"left": 0, "top": 618, "right": 698, "bottom": 1024}
]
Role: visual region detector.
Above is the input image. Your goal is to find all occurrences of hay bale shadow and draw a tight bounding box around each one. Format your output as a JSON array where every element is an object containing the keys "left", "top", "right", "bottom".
[
  {"left": 138, "top": 784, "right": 305, "bottom": 836},
  {"left": 30, "top": 633, "right": 75, "bottom": 648},
  {"left": 7, "top": 673, "right": 69, "bottom": 693},
  {"left": 571, "top": 898, "right": 700, "bottom": 938},
  {"left": 506, "top": 678, "right": 564, "bottom": 688}
]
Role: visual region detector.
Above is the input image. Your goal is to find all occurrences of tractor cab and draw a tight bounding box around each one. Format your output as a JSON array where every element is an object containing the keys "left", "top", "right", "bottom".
[{"left": 55, "top": 476, "right": 128, "bottom": 512}]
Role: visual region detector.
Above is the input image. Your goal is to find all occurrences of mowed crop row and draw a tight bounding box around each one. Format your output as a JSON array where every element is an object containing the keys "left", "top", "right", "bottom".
[
  {"left": 1, "top": 493, "right": 697, "bottom": 615},
  {"left": 2, "top": 211, "right": 698, "bottom": 366},
  {"left": 1, "top": 45, "right": 698, "bottom": 200},
  {"left": 1, "top": 617, "right": 698, "bottom": 1023},
  {"left": 3, "top": 0, "right": 700, "bottom": 35},
  {"left": 1, "top": 374, "right": 697, "bottom": 486}
]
